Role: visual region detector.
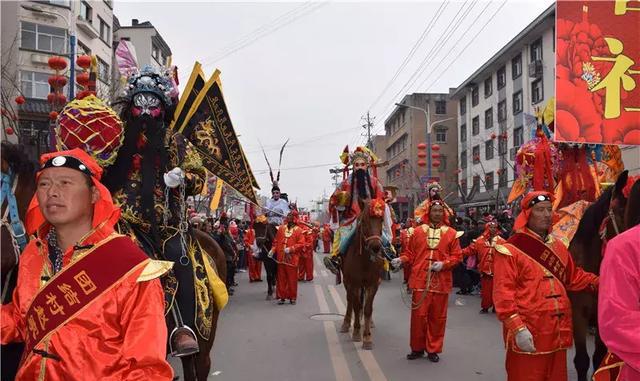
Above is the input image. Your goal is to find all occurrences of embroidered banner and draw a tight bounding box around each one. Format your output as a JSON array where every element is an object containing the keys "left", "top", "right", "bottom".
[
  {"left": 507, "top": 232, "right": 568, "bottom": 284},
  {"left": 23, "top": 236, "right": 148, "bottom": 358}
]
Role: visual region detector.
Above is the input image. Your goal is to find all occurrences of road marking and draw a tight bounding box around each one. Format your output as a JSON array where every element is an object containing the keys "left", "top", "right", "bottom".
[
  {"left": 321, "top": 270, "right": 329, "bottom": 278},
  {"left": 328, "top": 285, "right": 389, "bottom": 381},
  {"left": 314, "top": 285, "right": 353, "bottom": 381}
]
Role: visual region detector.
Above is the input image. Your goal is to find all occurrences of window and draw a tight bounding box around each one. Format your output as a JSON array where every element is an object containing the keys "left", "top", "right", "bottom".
[
  {"left": 461, "top": 150, "right": 467, "bottom": 169},
  {"left": 498, "top": 136, "right": 507, "bottom": 155},
  {"left": 97, "top": 57, "right": 110, "bottom": 84},
  {"left": 514, "top": 126, "right": 524, "bottom": 147},
  {"left": 79, "top": 1, "right": 92, "bottom": 22},
  {"left": 499, "top": 169, "right": 508, "bottom": 188},
  {"left": 460, "top": 180, "right": 467, "bottom": 196},
  {"left": 497, "top": 66, "right": 506, "bottom": 89},
  {"left": 20, "top": 22, "right": 67, "bottom": 53},
  {"left": 484, "top": 76, "right": 492, "bottom": 98},
  {"left": 473, "top": 175, "right": 480, "bottom": 192},
  {"left": 460, "top": 124, "right": 467, "bottom": 142},
  {"left": 471, "top": 86, "right": 479, "bottom": 107},
  {"left": 531, "top": 38, "right": 543, "bottom": 62},
  {"left": 99, "top": 17, "right": 110, "bottom": 44},
  {"left": 485, "top": 139, "right": 494, "bottom": 160},
  {"left": 460, "top": 96, "right": 466, "bottom": 115},
  {"left": 21, "top": 71, "right": 50, "bottom": 99},
  {"left": 438, "top": 155, "right": 447, "bottom": 171},
  {"left": 435, "top": 127, "right": 447, "bottom": 143},
  {"left": 512, "top": 54, "right": 522, "bottom": 79},
  {"left": 513, "top": 91, "right": 523, "bottom": 114},
  {"left": 435, "top": 100, "right": 446, "bottom": 115},
  {"left": 532, "top": 79, "right": 544, "bottom": 104},
  {"left": 77, "top": 40, "right": 91, "bottom": 55},
  {"left": 498, "top": 100, "right": 507, "bottom": 122},
  {"left": 472, "top": 145, "right": 480, "bottom": 163},
  {"left": 472, "top": 116, "right": 479, "bottom": 135},
  {"left": 485, "top": 172, "right": 494, "bottom": 191},
  {"left": 152, "top": 45, "right": 159, "bottom": 59},
  {"left": 485, "top": 108, "right": 493, "bottom": 129}
]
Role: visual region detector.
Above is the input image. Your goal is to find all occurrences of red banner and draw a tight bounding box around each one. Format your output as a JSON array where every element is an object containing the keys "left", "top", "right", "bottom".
[{"left": 555, "top": 0, "right": 640, "bottom": 145}]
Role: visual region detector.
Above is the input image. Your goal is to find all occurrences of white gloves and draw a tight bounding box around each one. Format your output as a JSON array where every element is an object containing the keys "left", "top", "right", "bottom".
[
  {"left": 267, "top": 249, "right": 274, "bottom": 259},
  {"left": 163, "top": 167, "right": 185, "bottom": 188},
  {"left": 515, "top": 328, "right": 536, "bottom": 353},
  {"left": 429, "top": 261, "right": 444, "bottom": 272},
  {"left": 284, "top": 247, "right": 291, "bottom": 254},
  {"left": 391, "top": 257, "right": 403, "bottom": 268}
]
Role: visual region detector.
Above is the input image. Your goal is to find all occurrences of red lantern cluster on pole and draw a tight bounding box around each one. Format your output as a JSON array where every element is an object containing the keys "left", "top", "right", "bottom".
[
  {"left": 431, "top": 152, "right": 441, "bottom": 159},
  {"left": 432, "top": 160, "right": 441, "bottom": 168},
  {"left": 431, "top": 144, "right": 440, "bottom": 151},
  {"left": 75, "top": 54, "right": 95, "bottom": 99},
  {"left": 417, "top": 159, "right": 427, "bottom": 167},
  {"left": 48, "top": 56, "right": 69, "bottom": 120}
]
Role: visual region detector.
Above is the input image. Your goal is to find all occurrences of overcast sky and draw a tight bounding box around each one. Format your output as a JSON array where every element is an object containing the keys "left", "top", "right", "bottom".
[{"left": 114, "top": 0, "right": 554, "bottom": 208}]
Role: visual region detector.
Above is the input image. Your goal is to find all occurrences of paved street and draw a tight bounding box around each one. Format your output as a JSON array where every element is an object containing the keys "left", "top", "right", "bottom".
[{"left": 172, "top": 251, "right": 592, "bottom": 381}]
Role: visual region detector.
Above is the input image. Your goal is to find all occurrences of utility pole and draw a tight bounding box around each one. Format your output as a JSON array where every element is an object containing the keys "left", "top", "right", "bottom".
[
  {"left": 329, "top": 167, "right": 342, "bottom": 188},
  {"left": 362, "top": 111, "right": 375, "bottom": 149}
]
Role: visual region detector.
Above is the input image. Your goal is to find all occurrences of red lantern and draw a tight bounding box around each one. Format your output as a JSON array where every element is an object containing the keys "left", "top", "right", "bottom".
[
  {"left": 432, "top": 160, "right": 441, "bottom": 168},
  {"left": 48, "top": 75, "right": 67, "bottom": 88},
  {"left": 395, "top": 169, "right": 401, "bottom": 177},
  {"left": 431, "top": 152, "right": 441, "bottom": 159},
  {"left": 48, "top": 56, "right": 67, "bottom": 71},
  {"left": 431, "top": 144, "right": 441, "bottom": 151},
  {"left": 417, "top": 143, "right": 427, "bottom": 150},
  {"left": 76, "top": 72, "right": 90, "bottom": 87},
  {"left": 5, "top": 127, "right": 14, "bottom": 135},
  {"left": 417, "top": 159, "right": 427, "bottom": 167},
  {"left": 76, "top": 55, "right": 92, "bottom": 69},
  {"left": 473, "top": 155, "right": 480, "bottom": 161},
  {"left": 456, "top": 169, "right": 462, "bottom": 174},
  {"left": 49, "top": 111, "right": 59, "bottom": 120},
  {"left": 417, "top": 151, "right": 427, "bottom": 158},
  {"left": 47, "top": 93, "right": 56, "bottom": 104},
  {"left": 56, "top": 93, "right": 67, "bottom": 104},
  {"left": 491, "top": 133, "right": 496, "bottom": 140},
  {"left": 14, "top": 95, "right": 25, "bottom": 105}
]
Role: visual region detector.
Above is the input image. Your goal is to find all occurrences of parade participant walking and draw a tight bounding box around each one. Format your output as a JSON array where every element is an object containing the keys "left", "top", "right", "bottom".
[
  {"left": 461, "top": 219, "right": 505, "bottom": 313},
  {"left": 493, "top": 191, "right": 599, "bottom": 381},
  {"left": 270, "top": 211, "right": 305, "bottom": 304},
  {"left": 298, "top": 224, "right": 314, "bottom": 282},
  {"left": 321, "top": 223, "right": 332, "bottom": 253},
  {"left": 244, "top": 224, "right": 262, "bottom": 282},
  {"left": 1, "top": 149, "right": 173, "bottom": 380},
  {"left": 595, "top": 224, "right": 640, "bottom": 381},
  {"left": 391, "top": 200, "right": 462, "bottom": 363}
]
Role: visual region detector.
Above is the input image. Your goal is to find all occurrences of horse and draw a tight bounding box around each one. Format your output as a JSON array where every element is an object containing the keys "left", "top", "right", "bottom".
[
  {"left": 339, "top": 198, "right": 385, "bottom": 350},
  {"left": 170, "top": 229, "right": 226, "bottom": 381},
  {"left": 1, "top": 142, "right": 36, "bottom": 381},
  {"left": 568, "top": 170, "right": 629, "bottom": 381},
  {"left": 253, "top": 220, "right": 278, "bottom": 300}
]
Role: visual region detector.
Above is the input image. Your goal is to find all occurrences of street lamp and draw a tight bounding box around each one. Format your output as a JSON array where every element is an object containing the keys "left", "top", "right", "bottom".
[
  {"left": 21, "top": 4, "right": 76, "bottom": 100},
  {"left": 395, "top": 102, "right": 454, "bottom": 179}
]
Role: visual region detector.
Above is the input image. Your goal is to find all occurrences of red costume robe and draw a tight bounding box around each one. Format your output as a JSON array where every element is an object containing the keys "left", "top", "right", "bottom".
[
  {"left": 461, "top": 234, "right": 506, "bottom": 310},
  {"left": 273, "top": 224, "right": 305, "bottom": 301},
  {"left": 493, "top": 228, "right": 598, "bottom": 381},
  {"left": 400, "top": 228, "right": 413, "bottom": 283},
  {"left": 244, "top": 228, "right": 262, "bottom": 282},
  {"left": 321, "top": 225, "right": 332, "bottom": 253},
  {"left": 399, "top": 224, "right": 462, "bottom": 354},
  {"left": 298, "top": 225, "right": 314, "bottom": 281}
]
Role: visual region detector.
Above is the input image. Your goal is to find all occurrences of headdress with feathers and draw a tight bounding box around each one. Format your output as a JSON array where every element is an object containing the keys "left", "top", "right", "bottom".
[{"left": 261, "top": 139, "right": 289, "bottom": 192}]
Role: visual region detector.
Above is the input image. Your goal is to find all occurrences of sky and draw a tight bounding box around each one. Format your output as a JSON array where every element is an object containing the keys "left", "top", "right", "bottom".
[{"left": 113, "top": 0, "right": 554, "bottom": 209}]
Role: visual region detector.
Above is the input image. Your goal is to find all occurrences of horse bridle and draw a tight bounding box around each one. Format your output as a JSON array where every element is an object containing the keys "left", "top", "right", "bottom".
[
  {"left": 1, "top": 170, "right": 26, "bottom": 303},
  {"left": 357, "top": 214, "right": 383, "bottom": 255},
  {"left": 601, "top": 193, "right": 623, "bottom": 241}
]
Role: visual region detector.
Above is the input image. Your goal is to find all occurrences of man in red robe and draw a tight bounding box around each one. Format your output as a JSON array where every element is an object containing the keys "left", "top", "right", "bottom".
[
  {"left": 462, "top": 219, "right": 505, "bottom": 313},
  {"left": 269, "top": 211, "right": 305, "bottom": 304},
  {"left": 321, "top": 224, "right": 332, "bottom": 253},
  {"left": 493, "top": 191, "right": 598, "bottom": 381},
  {"left": 244, "top": 225, "right": 262, "bottom": 282},
  {"left": 298, "top": 225, "right": 315, "bottom": 282},
  {"left": 1, "top": 149, "right": 173, "bottom": 380},
  {"left": 391, "top": 200, "right": 462, "bottom": 363}
]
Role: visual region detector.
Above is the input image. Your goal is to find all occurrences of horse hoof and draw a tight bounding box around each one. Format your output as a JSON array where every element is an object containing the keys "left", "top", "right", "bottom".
[
  {"left": 352, "top": 334, "right": 362, "bottom": 342},
  {"left": 362, "top": 341, "right": 373, "bottom": 350}
]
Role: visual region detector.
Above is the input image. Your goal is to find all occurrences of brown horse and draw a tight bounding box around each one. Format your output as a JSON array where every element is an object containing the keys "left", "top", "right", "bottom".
[
  {"left": 339, "top": 198, "right": 385, "bottom": 350},
  {"left": 253, "top": 220, "right": 278, "bottom": 300},
  {"left": 569, "top": 171, "right": 629, "bottom": 381}
]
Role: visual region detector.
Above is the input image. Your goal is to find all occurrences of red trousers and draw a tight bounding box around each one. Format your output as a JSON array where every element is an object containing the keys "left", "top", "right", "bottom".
[
  {"left": 322, "top": 239, "right": 331, "bottom": 253},
  {"left": 410, "top": 291, "right": 448, "bottom": 354},
  {"left": 248, "top": 253, "right": 262, "bottom": 281},
  {"left": 403, "top": 265, "right": 412, "bottom": 283},
  {"left": 506, "top": 349, "right": 567, "bottom": 381},
  {"left": 277, "top": 263, "right": 298, "bottom": 301},
  {"left": 481, "top": 274, "right": 493, "bottom": 310},
  {"left": 298, "top": 252, "right": 314, "bottom": 281}
]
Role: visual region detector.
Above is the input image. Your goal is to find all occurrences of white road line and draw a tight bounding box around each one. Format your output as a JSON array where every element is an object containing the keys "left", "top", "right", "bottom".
[
  {"left": 328, "top": 285, "right": 389, "bottom": 381},
  {"left": 321, "top": 270, "right": 329, "bottom": 278},
  {"left": 314, "top": 285, "right": 353, "bottom": 381}
]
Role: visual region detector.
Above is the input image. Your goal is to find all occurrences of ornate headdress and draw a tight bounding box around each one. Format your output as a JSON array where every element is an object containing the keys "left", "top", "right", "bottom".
[
  {"left": 261, "top": 139, "right": 289, "bottom": 192},
  {"left": 121, "top": 65, "right": 177, "bottom": 107},
  {"left": 339, "top": 145, "right": 379, "bottom": 178}
]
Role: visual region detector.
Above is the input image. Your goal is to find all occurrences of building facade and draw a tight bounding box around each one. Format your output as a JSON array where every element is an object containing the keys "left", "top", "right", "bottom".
[
  {"left": 384, "top": 93, "right": 458, "bottom": 222},
  {"left": 450, "top": 5, "right": 555, "bottom": 216},
  {"left": 1, "top": 0, "right": 114, "bottom": 159}
]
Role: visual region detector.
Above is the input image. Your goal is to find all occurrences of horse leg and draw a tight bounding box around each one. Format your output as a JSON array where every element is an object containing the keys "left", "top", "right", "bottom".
[
  {"left": 340, "top": 284, "right": 352, "bottom": 333},
  {"left": 266, "top": 261, "right": 275, "bottom": 300},
  {"left": 351, "top": 287, "right": 362, "bottom": 342},
  {"left": 573, "top": 310, "right": 590, "bottom": 381},
  {"left": 180, "top": 354, "right": 198, "bottom": 381},
  {"left": 593, "top": 329, "right": 607, "bottom": 375},
  {"left": 362, "top": 287, "right": 376, "bottom": 350}
]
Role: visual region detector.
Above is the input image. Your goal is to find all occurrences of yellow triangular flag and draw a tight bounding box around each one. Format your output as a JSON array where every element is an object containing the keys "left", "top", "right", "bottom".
[{"left": 209, "top": 179, "right": 224, "bottom": 211}]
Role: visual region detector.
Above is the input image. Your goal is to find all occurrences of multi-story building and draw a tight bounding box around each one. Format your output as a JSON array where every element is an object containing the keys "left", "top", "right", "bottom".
[
  {"left": 450, "top": 4, "right": 555, "bottom": 216},
  {"left": 1, "top": 0, "right": 114, "bottom": 159},
  {"left": 384, "top": 93, "right": 458, "bottom": 221}
]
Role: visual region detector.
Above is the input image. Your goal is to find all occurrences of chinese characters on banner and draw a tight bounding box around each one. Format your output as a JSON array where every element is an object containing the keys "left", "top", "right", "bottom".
[{"left": 555, "top": 0, "right": 640, "bottom": 145}]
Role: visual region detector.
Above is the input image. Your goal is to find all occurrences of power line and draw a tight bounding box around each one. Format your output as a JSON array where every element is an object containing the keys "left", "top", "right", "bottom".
[{"left": 253, "top": 161, "right": 341, "bottom": 173}]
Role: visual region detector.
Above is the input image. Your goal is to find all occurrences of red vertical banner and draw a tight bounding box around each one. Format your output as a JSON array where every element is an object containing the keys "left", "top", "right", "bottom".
[{"left": 555, "top": 0, "right": 640, "bottom": 145}]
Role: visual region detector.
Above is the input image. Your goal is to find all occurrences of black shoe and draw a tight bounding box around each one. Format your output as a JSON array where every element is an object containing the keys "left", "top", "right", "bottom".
[
  {"left": 479, "top": 308, "right": 489, "bottom": 314},
  {"left": 427, "top": 353, "right": 439, "bottom": 363},
  {"left": 406, "top": 351, "right": 424, "bottom": 360},
  {"left": 290, "top": 299, "right": 296, "bottom": 305},
  {"left": 491, "top": 307, "right": 496, "bottom": 313},
  {"left": 278, "top": 299, "right": 286, "bottom": 305},
  {"left": 323, "top": 256, "right": 341, "bottom": 275}
]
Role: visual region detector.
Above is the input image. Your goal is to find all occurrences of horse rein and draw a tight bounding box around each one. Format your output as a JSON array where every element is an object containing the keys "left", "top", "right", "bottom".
[
  {"left": 357, "top": 215, "right": 383, "bottom": 256},
  {"left": 1, "top": 170, "right": 26, "bottom": 303}
]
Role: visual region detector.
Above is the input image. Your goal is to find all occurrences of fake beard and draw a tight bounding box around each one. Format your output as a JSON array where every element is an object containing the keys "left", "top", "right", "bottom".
[{"left": 353, "top": 168, "right": 374, "bottom": 199}]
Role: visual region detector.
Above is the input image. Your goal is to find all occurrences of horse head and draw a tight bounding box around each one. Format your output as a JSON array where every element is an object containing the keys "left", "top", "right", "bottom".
[
  {"left": 357, "top": 197, "right": 385, "bottom": 255},
  {"left": 606, "top": 170, "right": 630, "bottom": 239}
]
